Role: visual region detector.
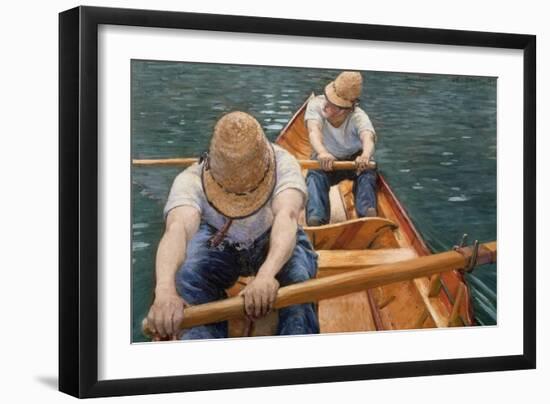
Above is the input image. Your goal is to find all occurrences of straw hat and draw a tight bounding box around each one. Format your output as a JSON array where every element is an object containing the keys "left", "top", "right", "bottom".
[
  {"left": 202, "top": 111, "right": 276, "bottom": 219},
  {"left": 324, "top": 71, "right": 363, "bottom": 108}
]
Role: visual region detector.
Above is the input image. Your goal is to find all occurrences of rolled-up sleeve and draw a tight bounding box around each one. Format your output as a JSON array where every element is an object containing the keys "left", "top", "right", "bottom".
[
  {"left": 163, "top": 164, "right": 204, "bottom": 220},
  {"left": 304, "top": 96, "right": 325, "bottom": 126},
  {"left": 352, "top": 108, "right": 377, "bottom": 143},
  {"left": 273, "top": 147, "right": 308, "bottom": 202}
]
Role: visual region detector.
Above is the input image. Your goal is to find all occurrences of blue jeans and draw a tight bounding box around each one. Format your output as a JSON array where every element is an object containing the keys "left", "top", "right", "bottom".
[
  {"left": 306, "top": 168, "right": 377, "bottom": 225},
  {"left": 175, "top": 222, "right": 320, "bottom": 339}
]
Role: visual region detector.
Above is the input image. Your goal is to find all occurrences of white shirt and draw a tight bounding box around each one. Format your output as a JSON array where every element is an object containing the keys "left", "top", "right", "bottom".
[
  {"left": 163, "top": 144, "right": 307, "bottom": 246},
  {"left": 304, "top": 95, "right": 376, "bottom": 159}
]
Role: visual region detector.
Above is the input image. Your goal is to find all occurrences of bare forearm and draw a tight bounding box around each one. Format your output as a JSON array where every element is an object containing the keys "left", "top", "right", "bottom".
[
  {"left": 258, "top": 211, "right": 297, "bottom": 278},
  {"left": 146, "top": 206, "right": 200, "bottom": 337},
  {"left": 155, "top": 229, "right": 187, "bottom": 295},
  {"left": 154, "top": 206, "right": 200, "bottom": 296},
  {"left": 361, "top": 130, "right": 376, "bottom": 159},
  {"left": 308, "top": 124, "right": 328, "bottom": 155},
  {"left": 239, "top": 189, "right": 303, "bottom": 318}
]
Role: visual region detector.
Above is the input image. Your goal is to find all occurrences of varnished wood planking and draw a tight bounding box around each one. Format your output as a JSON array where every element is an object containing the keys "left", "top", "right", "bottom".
[
  {"left": 329, "top": 185, "right": 348, "bottom": 224},
  {"left": 413, "top": 277, "right": 452, "bottom": 328},
  {"left": 304, "top": 217, "right": 397, "bottom": 250},
  {"left": 319, "top": 291, "right": 377, "bottom": 333},
  {"left": 371, "top": 282, "right": 429, "bottom": 330},
  {"left": 339, "top": 180, "right": 358, "bottom": 220},
  {"left": 317, "top": 248, "right": 417, "bottom": 275}
]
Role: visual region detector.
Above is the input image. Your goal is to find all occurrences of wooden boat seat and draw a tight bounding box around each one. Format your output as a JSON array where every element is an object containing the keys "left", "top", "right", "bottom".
[
  {"left": 303, "top": 217, "right": 397, "bottom": 250},
  {"left": 316, "top": 247, "right": 417, "bottom": 278}
]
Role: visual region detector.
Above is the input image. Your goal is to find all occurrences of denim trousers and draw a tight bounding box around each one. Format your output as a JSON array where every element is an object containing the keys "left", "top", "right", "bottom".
[
  {"left": 175, "top": 222, "right": 320, "bottom": 339},
  {"left": 306, "top": 168, "right": 377, "bottom": 225}
]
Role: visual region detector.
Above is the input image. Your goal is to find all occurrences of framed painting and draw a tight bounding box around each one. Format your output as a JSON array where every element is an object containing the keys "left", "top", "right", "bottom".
[{"left": 59, "top": 6, "right": 536, "bottom": 398}]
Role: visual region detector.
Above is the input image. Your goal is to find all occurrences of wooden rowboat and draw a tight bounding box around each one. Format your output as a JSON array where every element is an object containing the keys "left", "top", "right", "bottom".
[
  {"left": 225, "top": 95, "right": 485, "bottom": 336},
  {"left": 136, "top": 96, "right": 497, "bottom": 339}
]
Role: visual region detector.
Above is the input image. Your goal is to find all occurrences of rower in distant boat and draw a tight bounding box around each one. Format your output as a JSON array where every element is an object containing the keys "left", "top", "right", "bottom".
[{"left": 305, "top": 71, "right": 378, "bottom": 226}]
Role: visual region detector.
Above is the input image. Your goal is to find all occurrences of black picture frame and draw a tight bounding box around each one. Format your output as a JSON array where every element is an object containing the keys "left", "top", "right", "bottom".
[{"left": 59, "top": 5, "right": 536, "bottom": 398}]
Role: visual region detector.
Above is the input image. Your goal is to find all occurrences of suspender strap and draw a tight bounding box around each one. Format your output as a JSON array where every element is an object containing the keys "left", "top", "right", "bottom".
[{"left": 209, "top": 218, "right": 233, "bottom": 248}]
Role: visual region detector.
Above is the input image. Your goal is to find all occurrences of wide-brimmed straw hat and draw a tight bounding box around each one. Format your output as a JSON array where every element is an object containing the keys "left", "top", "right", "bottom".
[
  {"left": 324, "top": 71, "right": 363, "bottom": 108},
  {"left": 202, "top": 111, "right": 276, "bottom": 219}
]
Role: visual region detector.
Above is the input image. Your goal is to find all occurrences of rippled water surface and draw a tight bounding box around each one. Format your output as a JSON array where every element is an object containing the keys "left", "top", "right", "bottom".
[{"left": 131, "top": 61, "right": 497, "bottom": 342}]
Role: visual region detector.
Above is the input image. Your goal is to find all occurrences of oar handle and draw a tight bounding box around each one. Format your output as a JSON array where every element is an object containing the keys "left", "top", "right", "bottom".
[
  {"left": 132, "top": 158, "right": 376, "bottom": 171},
  {"left": 133, "top": 158, "right": 199, "bottom": 167},
  {"left": 142, "top": 241, "right": 496, "bottom": 338},
  {"left": 299, "top": 160, "right": 376, "bottom": 170}
]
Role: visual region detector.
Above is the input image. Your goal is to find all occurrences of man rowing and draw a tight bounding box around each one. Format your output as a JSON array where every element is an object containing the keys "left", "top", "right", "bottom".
[
  {"left": 146, "top": 111, "right": 319, "bottom": 340},
  {"left": 305, "top": 71, "right": 378, "bottom": 226}
]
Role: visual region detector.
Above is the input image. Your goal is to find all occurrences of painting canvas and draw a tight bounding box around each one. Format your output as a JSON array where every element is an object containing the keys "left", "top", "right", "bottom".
[{"left": 130, "top": 60, "right": 497, "bottom": 343}]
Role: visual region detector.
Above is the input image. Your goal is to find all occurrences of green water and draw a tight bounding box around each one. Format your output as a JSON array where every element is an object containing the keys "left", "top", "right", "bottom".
[{"left": 131, "top": 60, "right": 497, "bottom": 342}]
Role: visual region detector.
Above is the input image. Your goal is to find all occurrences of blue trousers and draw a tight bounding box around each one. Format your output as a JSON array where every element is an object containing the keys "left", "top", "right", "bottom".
[
  {"left": 175, "top": 222, "right": 320, "bottom": 339},
  {"left": 306, "top": 168, "right": 377, "bottom": 225}
]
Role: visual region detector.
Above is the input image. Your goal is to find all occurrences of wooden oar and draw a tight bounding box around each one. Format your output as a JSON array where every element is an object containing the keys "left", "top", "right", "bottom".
[
  {"left": 132, "top": 158, "right": 376, "bottom": 171},
  {"left": 143, "top": 241, "right": 496, "bottom": 337}
]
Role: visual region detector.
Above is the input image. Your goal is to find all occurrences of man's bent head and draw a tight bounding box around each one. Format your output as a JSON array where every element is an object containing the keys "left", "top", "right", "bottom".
[
  {"left": 324, "top": 71, "right": 363, "bottom": 109},
  {"left": 202, "top": 111, "right": 276, "bottom": 219}
]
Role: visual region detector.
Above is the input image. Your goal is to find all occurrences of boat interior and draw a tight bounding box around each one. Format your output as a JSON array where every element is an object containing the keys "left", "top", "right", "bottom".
[{"left": 226, "top": 96, "right": 472, "bottom": 337}]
